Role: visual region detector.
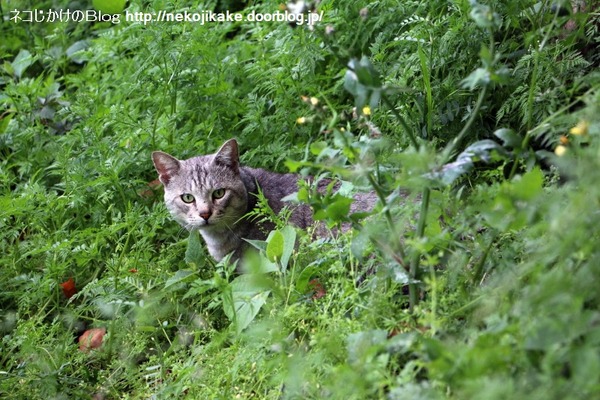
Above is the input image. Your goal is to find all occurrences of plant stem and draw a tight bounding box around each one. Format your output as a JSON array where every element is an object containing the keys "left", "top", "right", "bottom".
[
  {"left": 472, "top": 233, "right": 497, "bottom": 285},
  {"left": 406, "top": 45, "right": 433, "bottom": 311},
  {"left": 406, "top": 83, "right": 487, "bottom": 310},
  {"left": 337, "top": 127, "right": 407, "bottom": 264},
  {"left": 366, "top": 172, "right": 406, "bottom": 263},
  {"left": 441, "top": 86, "right": 488, "bottom": 164},
  {"left": 381, "top": 93, "right": 419, "bottom": 149},
  {"left": 408, "top": 186, "right": 430, "bottom": 310}
]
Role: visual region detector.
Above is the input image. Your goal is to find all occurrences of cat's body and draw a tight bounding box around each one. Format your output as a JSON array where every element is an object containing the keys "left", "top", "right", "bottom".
[{"left": 152, "top": 139, "right": 375, "bottom": 261}]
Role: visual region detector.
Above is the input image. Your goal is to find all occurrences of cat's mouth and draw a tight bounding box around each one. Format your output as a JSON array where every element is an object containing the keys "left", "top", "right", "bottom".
[
  {"left": 194, "top": 218, "right": 221, "bottom": 229},
  {"left": 182, "top": 219, "right": 210, "bottom": 230}
]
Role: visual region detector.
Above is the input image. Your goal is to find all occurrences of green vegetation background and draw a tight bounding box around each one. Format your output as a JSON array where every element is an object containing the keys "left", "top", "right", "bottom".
[{"left": 1, "top": 0, "right": 600, "bottom": 398}]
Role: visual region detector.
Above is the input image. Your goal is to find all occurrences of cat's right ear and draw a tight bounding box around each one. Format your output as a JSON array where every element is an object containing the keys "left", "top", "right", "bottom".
[{"left": 152, "top": 151, "right": 180, "bottom": 185}]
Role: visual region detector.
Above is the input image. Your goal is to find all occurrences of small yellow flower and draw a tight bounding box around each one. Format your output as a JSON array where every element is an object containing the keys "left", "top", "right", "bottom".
[
  {"left": 310, "top": 97, "right": 319, "bottom": 106},
  {"left": 362, "top": 106, "right": 371, "bottom": 116},
  {"left": 559, "top": 135, "right": 569, "bottom": 145},
  {"left": 569, "top": 120, "right": 589, "bottom": 136},
  {"left": 554, "top": 145, "right": 567, "bottom": 156},
  {"left": 296, "top": 117, "right": 306, "bottom": 124}
]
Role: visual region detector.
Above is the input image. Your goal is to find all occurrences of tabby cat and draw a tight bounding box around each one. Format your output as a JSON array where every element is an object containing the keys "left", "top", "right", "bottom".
[{"left": 152, "top": 139, "right": 375, "bottom": 261}]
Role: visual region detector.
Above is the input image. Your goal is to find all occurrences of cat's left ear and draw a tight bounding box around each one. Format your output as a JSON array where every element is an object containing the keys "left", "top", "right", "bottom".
[
  {"left": 214, "top": 139, "right": 240, "bottom": 172},
  {"left": 152, "top": 151, "right": 180, "bottom": 185}
]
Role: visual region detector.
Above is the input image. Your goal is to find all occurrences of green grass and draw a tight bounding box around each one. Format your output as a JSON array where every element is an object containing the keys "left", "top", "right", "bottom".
[{"left": 1, "top": 0, "right": 600, "bottom": 398}]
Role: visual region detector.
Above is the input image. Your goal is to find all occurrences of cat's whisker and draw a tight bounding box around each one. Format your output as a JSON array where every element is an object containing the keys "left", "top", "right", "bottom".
[
  {"left": 221, "top": 220, "right": 243, "bottom": 240},
  {"left": 177, "top": 225, "right": 191, "bottom": 239}
]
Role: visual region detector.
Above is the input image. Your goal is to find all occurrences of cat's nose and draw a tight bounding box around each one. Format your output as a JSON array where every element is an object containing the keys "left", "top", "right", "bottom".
[{"left": 199, "top": 211, "right": 212, "bottom": 221}]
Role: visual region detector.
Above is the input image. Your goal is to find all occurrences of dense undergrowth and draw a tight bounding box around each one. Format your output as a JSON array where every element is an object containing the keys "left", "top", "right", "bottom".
[{"left": 1, "top": 0, "right": 600, "bottom": 398}]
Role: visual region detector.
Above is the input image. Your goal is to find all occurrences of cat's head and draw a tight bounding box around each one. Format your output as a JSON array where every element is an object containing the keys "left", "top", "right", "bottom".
[{"left": 152, "top": 139, "right": 248, "bottom": 231}]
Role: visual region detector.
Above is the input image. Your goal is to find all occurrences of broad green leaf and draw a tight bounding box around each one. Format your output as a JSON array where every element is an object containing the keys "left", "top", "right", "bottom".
[
  {"left": 164, "top": 269, "right": 195, "bottom": 290},
  {"left": 279, "top": 225, "right": 296, "bottom": 271},
  {"left": 11, "top": 49, "right": 33, "bottom": 79},
  {"left": 482, "top": 168, "right": 544, "bottom": 231},
  {"left": 344, "top": 69, "right": 360, "bottom": 97},
  {"left": 347, "top": 329, "right": 388, "bottom": 365},
  {"left": 185, "top": 230, "right": 206, "bottom": 268},
  {"left": 461, "top": 67, "right": 490, "bottom": 90},
  {"left": 325, "top": 195, "right": 353, "bottom": 222},
  {"left": 295, "top": 264, "right": 320, "bottom": 294},
  {"left": 310, "top": 141, "right": 328, "bottom": 156},
  {"left": 66, "top": 40, "right": 91, "bottom": 64},
  {"left": 351, "top": 228, "right": 370, "bottom": 260},
  {"left": 345, "top": 57, "right": 382, "bottom": 110},
  {"left": 314, "top": 198, "right": 352, "bottom": 223},
  {"left": 511, "top": 167, "right": 544, "bottom": 200},
  {"left": 479, "top": 44, "right": 493, "bottom": 67},
  {"left": 227, "top": 275, "right": 271, "bottom": 334},
  {"left": 483, "top": 197, "right": 521, "bottom": 231},
  {"left": 469, "top": 1, "right": 501, "bottom": 29},
  {"left": 354, "top": 56, "right": 382, "bottom": 88},
  {"left": 355, "top": 85, "right": 368, "bottom": 110},
  {"left": 284, "top": 159, "right": 303, "bottom": 173},
  {"left": 336, "top": 180, "right": 355, "bottom": 197},
  {"left": 0, "top": 112, "right": 12, "bottom": 134},
  {"left": 244, "top": 238, "right": 267, "bottom": 252},
  {"left": 368, "top": 88, "right": 382, "bottom": 111},
  {"left": 246, "top": 251, "right": 279, "bottom": 273},
  {"left": 266, "top": 230, "right": 284, "bottom": 262},
  {"left": 494, "top": 128, "right": 522, "bottom": 148},
  {"left": 296, "top": 186, "right": 309, "bottom": 202}
]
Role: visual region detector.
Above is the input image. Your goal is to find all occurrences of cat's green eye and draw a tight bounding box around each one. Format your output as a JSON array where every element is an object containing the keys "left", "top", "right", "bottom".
[
  {"left": 180, "top": 193, "right": 195, "bottom": 203},
  {"left": 212, "top": 188, "right": 226, "bottom": 199}
]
